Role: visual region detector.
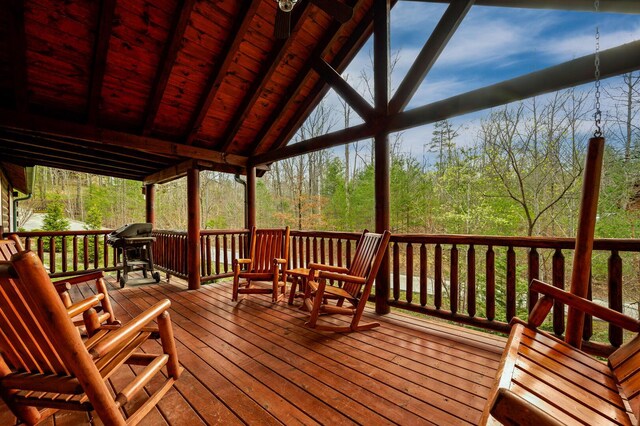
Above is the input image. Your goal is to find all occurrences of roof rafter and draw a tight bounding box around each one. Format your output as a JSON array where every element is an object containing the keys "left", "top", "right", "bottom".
[
  {"left": 253, "top": 39, "right": 640, "bottom": 165},
  {"left": 87, "top": 0, "right": 117, "bottom": 125},
  {"left": 184, "top": 1, "right": 260, "bottom": 145},
  {"left": 142, "top": 0, "right": 198, "bottom": 135},
  {"left": 216, "top": 2, "right": 314, "bottom": 153},
  {"left": 389, "top": 0, "right": 473, "bottom": 114},
  {"left": 407, "top": 0, "right": 640, "bottom": 14},
  {"left": 313, "top": 58, "right": 374, "bottom": 120}
]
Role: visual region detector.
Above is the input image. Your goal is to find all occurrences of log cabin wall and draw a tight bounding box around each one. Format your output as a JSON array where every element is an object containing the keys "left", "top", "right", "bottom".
[{"left": 0, "top": 168, "right": 10, "bottom": 236}]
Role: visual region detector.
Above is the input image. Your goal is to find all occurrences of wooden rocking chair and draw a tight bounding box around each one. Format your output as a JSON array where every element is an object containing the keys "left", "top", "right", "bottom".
[
  {"left": 1, "top": 235, "right": 118, "bottom": 329},
  {"left": 303, "top": 230, "right": 391, "bottom": 332},
  {"left": 0, "top": 250, "right": 182, "bottom": 425},
  {"left": 232, "top": 226, "right": 290, "bottom": 302}
]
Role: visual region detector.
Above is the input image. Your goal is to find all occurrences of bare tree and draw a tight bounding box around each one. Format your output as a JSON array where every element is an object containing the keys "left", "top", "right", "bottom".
[{"left": 481, "top": 90, "right": 589, "bottom": 236}]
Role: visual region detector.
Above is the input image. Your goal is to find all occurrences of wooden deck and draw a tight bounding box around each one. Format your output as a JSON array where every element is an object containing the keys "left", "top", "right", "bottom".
[{"left": 0, "top": 275, "right": 506, "bottom": 425}]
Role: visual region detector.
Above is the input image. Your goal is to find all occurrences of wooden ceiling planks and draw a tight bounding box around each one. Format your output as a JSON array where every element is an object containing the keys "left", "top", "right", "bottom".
[
  {"left": 100, "top": 0, "right": 178, "bottom": 129},
  {"left": 24, "top": 0, "right": 97, "bottom": 118},
  {"left": 0, "top": 0, "right": 376, "bottom": 181}
]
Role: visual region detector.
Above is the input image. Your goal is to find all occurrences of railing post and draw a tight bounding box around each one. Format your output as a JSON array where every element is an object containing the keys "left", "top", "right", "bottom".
[
  {"left": 486, "top": 246, "right": 495, "bottom": 321},
  {"left": 467, "top": 245, "right": 476, "bottom": 318},
  {"left": 552, "top": 248, "right": 565, "bottom": 336},
  {"left": 420, "top": 244, "right": 427, "bottom": 307},
  {"left": 187, "top": 168, "right": 201, "bottom": 290},
  {"left": 608, "top": 250, "right": 623, "bottom": 347},
  {"left": 450, "top": 244, "right": 458, "bottom": 314},
  {"left": 528, "top": 247, "right": 539, "bottom": 314},
  {"left": 506, "top": 246, "right": 516, "bottom": 321}
]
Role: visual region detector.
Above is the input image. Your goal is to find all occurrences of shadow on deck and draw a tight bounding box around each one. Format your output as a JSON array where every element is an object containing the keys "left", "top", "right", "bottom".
[{"left": 1, "top": 275, "right": 506, "bottom": 425}]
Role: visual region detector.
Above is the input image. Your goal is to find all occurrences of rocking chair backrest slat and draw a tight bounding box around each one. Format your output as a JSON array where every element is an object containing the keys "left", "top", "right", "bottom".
[
  {"left": 250, "top": 228, "right": 290, "bottom": 274},
  {"left": 0, "top": 259, "right": 69, "bottom": 375},
  {"left": 0, "top": 239, "right": 19, "bottom": 261},
  {"left": 343, "top": 231, "right": 388, "bottom": 297}
]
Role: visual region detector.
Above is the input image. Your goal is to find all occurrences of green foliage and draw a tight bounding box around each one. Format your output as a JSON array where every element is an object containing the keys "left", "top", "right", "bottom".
[{"left": 42, "top": 195, "right": 70, "bottom": 232}]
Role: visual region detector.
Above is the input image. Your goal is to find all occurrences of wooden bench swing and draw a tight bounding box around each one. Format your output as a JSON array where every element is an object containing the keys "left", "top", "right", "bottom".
[{"left": 481, "top": 137, "right": 640, "bottom": 425}]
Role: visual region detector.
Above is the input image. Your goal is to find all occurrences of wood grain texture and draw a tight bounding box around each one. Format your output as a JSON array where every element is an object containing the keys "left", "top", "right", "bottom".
[{"left": 1, "top": 271, "right": 506, "bottom": 425}]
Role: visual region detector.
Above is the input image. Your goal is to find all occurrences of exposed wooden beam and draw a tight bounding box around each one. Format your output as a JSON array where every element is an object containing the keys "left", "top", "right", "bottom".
[
  {"left": 8, "top": 0, "right": 27, "bottom": 112},
  {"left": 388, "top": 0, "right": 473, "bottom": 113},
  {"left": 251, "top": 0, "right": 371, "bottom": 156},
  {"left": 313, "top": 58, "right": 374, "bottom": 120},
  {"left": 253, "top": 123, "right": 372, "bottom": 165},
  {"left": 142, "top": 0, "right": 197, "bottom": 134},
  {"left": 0, "top": 110, "right": 251, "bottom": 168},
  {"left": 143, "top": 159, "right": 198, "bottom": 184},
  {"left": 389, "top": 39, "right": 640, "bottom": 132},
  {"left": 184, "top": 1, "right": 259, "bottom": 145},
  {"left": 217, "top": 2, "right": 313, "bottom": 152},
  {"left": 87, "top": 0, "right": 117, "bottom": 125},
  {"left": 253, "top": 39, "right": 640, "bottom": 165},
  {"left": 406, "top": 0, "right": 640, "bottom": 13}
]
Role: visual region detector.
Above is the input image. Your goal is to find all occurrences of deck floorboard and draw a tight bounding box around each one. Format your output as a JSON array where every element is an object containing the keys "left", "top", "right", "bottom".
[{"left": 0, "top": 275, "right": 505, "bottom": 425}]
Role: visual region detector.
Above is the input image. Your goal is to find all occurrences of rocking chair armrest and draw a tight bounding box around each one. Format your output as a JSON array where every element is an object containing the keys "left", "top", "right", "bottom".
[
  {"left": 491, "top": 388, "right": 564, "bottom": 426},
  {"left": 318, "top": 271, "right": 366, "bottom": 285},
  {"left": 273, "top": 258, "right": 287, "bottom": 265},
  {"left": 53, "top": 281, "right": 72, "bottom": 295},
  {"left": 308, "top": 263, "right": 349, "bottom": 275},
  {"left": 89, "top": 299, "right": 172, "bottom": 359},
  {"left": 234, "top": 258, "right": 252, "bottom": 266},
  {"left": 66, "top": 295, "right": 103, "bottom": 318},
  {"left": 54, "top": 271, "right": 104, "bottom": 286},
  {"left": 530, "top": 279, "right": 640, "bottom": 332}
]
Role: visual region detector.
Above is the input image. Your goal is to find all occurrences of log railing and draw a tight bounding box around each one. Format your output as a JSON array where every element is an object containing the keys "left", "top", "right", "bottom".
[
  {"left": 10, "top": 229, "right": 639, "bottom": 355},
  {"left": 289, "top": 231, "right": 640, "bottom": 356},
  {"left": 152, "top": 230, "right": 188, "bottom": 279},
  {"left": 11, "top": 230, "right": 117, "bottom": 278},
  {"left": 199, "top": 229, "right": 249, "bottom": 282}
]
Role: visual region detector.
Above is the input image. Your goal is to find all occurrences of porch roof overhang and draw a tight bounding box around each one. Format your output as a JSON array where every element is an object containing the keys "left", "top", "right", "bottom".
[{"left": 0, "top": 0, "right": 639, "bottom": 183}]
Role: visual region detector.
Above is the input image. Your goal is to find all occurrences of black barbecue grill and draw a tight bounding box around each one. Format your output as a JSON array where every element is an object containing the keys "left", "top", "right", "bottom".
[{"left": 107, "top": 223, "right": 160, "bottom": 287}]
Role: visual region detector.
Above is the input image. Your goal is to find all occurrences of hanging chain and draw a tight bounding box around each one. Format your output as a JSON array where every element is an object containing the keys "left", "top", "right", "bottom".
[{"left": 593, "top": 0, "right": 602, "bottom": 137}]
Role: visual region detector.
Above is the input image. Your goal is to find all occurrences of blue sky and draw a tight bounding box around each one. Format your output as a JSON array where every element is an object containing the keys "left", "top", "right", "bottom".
[{"left": 312, "top": 3, "right": 640, "bottom": 160}]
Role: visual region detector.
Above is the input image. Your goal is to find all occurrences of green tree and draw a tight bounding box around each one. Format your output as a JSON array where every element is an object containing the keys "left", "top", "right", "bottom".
[{"left": 43, "top": 196, "right": 70, "bottom": 232}]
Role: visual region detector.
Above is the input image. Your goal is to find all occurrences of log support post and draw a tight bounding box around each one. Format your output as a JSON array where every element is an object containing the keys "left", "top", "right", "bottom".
[
  {"left": 187, "top": 168, "right": 200, "bottom": 290},
  {"left": 374, "top": 0, "right": 391, "bottom": 315},
  {"left": 247, "top": 165, "right": 256, "bottom": 230},
  {"left": 565, "top": 137, "right": 604, "bottom": 348},
  {"left": 145, "top": 183, "right": 155, "bottom": 226}
]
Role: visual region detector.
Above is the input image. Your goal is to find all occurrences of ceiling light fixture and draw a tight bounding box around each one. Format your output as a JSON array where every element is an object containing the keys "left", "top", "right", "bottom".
[{"left": 276, "top": 0, "right": 297, "bottom": 12}]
